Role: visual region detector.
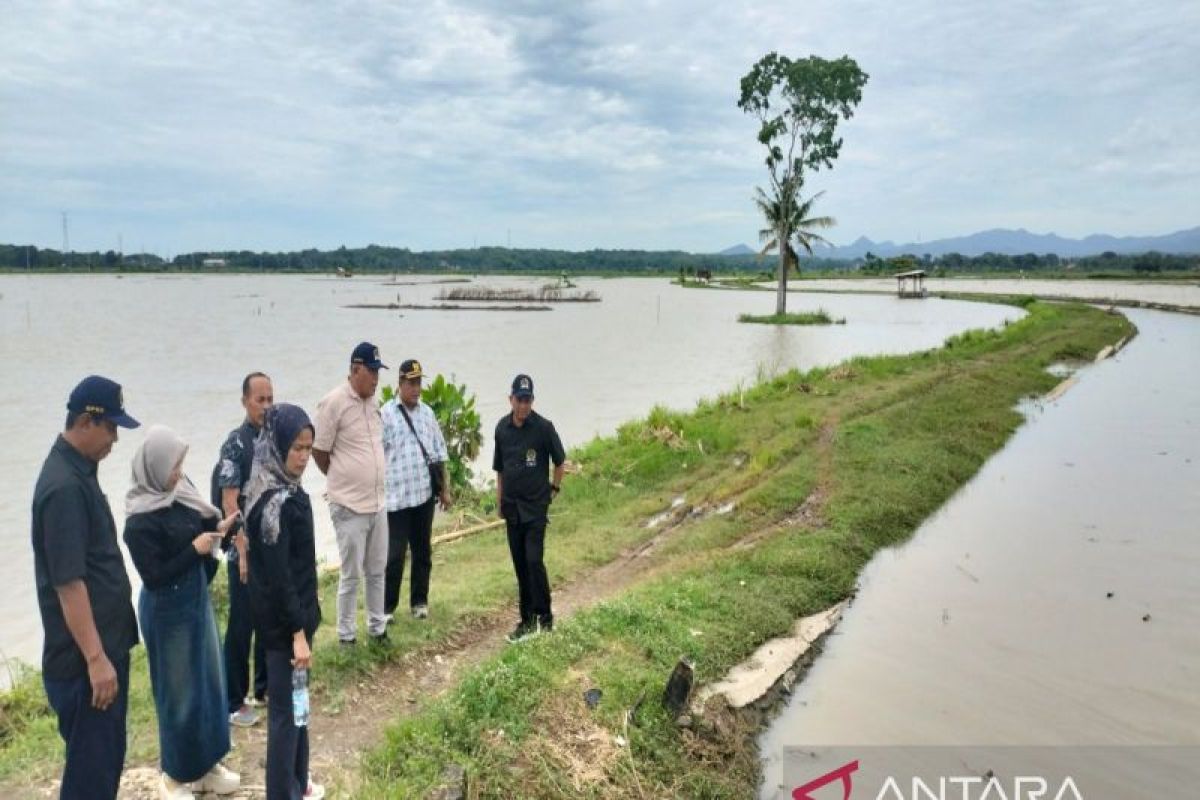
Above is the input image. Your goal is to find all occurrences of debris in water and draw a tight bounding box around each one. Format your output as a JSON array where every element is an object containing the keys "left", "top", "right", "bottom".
[
  {"left": 1142, "top": 614, "right": 1152, "bottom": 622},
  {"left": 1106, "top": 591, "right": 1114, "bottom": 599}
]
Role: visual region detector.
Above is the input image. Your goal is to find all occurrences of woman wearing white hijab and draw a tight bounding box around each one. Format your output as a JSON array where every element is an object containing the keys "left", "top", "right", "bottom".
[{"left": 123, "top": 425, "right": 241, "bottom": 800}]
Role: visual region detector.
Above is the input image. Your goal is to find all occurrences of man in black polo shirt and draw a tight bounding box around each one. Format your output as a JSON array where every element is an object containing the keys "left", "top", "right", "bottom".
[
  {"left": 211, "top": 371, "right": 273, "bottom": 728},
  {"left": 493, "top": 374, "right": 565, "bottom": 642},
  {"left": 31, "top": 375, "right": 140, "bottom": 800}
]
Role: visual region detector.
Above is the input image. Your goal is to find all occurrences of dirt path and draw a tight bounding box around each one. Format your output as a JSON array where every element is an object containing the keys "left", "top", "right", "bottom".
[
  {"left": 15, "top": 419, "right": 838, "bottom": 799},
  {"left": 112, "top": 498, "right": 778, "bottom": 798}
]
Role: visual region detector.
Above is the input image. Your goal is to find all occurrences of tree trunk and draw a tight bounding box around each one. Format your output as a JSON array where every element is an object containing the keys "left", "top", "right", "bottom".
[{"left": 775, "top": 224, "right": 789, "bottom": 315}]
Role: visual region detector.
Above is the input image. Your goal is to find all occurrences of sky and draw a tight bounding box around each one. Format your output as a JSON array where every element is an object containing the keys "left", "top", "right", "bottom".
[{"left": 2, "top": 0, "right": 1197, "bottom": 255}]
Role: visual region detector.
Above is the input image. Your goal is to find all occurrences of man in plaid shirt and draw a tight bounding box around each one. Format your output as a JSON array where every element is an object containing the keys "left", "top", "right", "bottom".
[{"left": 380, "top": 359, "right": 450, "bottom": 621}]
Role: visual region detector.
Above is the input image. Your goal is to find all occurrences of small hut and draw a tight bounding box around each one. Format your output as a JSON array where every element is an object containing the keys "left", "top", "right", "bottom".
[{"left": 894, "top": 269, "right": 927, "bottom": 299}]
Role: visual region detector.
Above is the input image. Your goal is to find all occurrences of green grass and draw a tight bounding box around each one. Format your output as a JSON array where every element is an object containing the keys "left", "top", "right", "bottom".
[
  {"left": 738, "top": 309, "right": 844, "bottom": 325},
  {"left": 346, "top": 301, "right": 1132, "bottom": 798},
  {"left": 0, "top": 301, "right": 1134, "bottom": 799}
]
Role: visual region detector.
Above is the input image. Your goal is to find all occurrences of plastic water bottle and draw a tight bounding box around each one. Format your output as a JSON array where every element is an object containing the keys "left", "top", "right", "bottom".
[{"left": 292, "top": 667, "right": 309, "bottom": 727}]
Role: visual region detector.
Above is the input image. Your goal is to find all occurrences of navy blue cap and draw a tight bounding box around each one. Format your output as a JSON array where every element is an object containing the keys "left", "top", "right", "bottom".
[
  {"left": 350, "top": 341, "right": 388, "bottom": 370},
  {"left": 67, "top": 376, "right": 140, "bottom": 428},
  {"left": 511, "top": 374, "right": 534, "bottom": 398}
]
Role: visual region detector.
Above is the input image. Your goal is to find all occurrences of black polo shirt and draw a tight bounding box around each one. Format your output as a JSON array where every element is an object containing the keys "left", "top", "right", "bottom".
[
  {"left": 492, "top": 410, "right": 565, "bottom": 524},
  {"left": 30, "top": 436, "right": 138, "bottom": 680}
]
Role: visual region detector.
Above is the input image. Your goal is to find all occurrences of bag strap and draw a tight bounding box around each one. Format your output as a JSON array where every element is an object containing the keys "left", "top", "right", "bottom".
[{"left": 396, "top": 403, "right": 433, "bottom": 465}]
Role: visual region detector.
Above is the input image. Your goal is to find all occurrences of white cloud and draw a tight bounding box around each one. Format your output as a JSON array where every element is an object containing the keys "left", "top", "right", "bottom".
[{"left": 1, "top": 0, "right": 1196, "bottom": 253}]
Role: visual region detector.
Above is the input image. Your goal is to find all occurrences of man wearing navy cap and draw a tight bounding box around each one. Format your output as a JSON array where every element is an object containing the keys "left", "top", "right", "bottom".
[
  {"left": 314, "top": 342, "right": 390, "bottom": 645},
  {"left": 31, "top": 376, "right": 141, "bottom": 799},
  {"left": 493, "top": 374, "right": 565, "bottom": 642}
]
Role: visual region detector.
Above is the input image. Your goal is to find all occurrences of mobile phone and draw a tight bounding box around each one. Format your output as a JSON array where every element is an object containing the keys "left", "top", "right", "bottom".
[{"left": 221, "top": 513, "right": 244, "bottom": 549}]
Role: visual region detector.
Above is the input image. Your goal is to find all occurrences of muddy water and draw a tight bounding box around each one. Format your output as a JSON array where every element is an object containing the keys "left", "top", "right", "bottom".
[
  {"left": 796, "top": 276, "right": 1200, "bottom": 308},
  {"left": 759, "top": 308, "right": 1200, "bottom": 798},
  {"left": 0, "top": 275, "right": 1017, "bottom": 673}
]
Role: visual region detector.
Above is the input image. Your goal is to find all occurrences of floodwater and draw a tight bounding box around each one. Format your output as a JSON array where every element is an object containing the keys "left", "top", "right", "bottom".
[
  {"left": 0, "top": 274, "right": 1018, "bottom": 673},
  {"left": 759, "top": 308, "right": 1200, "bottom": 798},
  {"left": 797, "top": 276, "right": 1200, "bottom": 308}
]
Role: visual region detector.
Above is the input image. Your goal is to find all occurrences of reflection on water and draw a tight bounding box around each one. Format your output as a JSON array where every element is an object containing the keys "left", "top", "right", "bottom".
[
  {"left": 797, "top": 276, "right": 1200, "bottom": 307},
  {"left": 0, "top": 275, "right": 1017, "bottom": 671},
  {"left": 759, "top": 309, "right": 1200, "bottom": 799}
]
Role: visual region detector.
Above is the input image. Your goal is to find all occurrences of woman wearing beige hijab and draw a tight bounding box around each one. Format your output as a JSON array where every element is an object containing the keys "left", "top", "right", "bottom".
[{"left": 123, "top": 425, "right": 241, "bottom": 799}]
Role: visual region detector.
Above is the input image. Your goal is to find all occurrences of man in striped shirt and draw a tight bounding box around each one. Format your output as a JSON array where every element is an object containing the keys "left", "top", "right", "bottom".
[{"left": 380, "top": 359, "right": 450, "bottom": 621}]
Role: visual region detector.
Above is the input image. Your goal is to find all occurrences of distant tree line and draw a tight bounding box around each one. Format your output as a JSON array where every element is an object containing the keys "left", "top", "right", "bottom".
[
  {"left": 2, "top": 242, "right": 1195, "bottom": 275},
  {"left": 855, "top": 249, "right": 1198, "bottom": 275},
  {"left": 0, "top": 243, "right": 779, "bottom": 274}
]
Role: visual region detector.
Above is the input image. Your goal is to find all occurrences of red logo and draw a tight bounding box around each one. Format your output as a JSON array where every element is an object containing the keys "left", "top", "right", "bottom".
[{"left": 793, "top": 759, "right": 859, "bottom": 800}]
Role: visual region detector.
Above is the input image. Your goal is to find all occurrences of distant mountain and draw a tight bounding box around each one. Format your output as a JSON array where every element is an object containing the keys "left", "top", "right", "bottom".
[
  {"left": 718, "top": 243, "right": 756, "bottom": 256},
  {"left": 816, "top": 226, "right": 1200, "bottom": 259}
]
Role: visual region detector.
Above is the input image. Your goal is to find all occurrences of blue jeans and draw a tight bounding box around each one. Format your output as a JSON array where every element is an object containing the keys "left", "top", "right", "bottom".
[{"left": 43, "top": 652, "right": 131, "bottom": 800}]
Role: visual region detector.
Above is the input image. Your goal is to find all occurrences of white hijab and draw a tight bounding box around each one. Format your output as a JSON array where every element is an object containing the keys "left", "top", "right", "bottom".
[{"left": 125, "top": 424, "right": 220, "bottom": 519}]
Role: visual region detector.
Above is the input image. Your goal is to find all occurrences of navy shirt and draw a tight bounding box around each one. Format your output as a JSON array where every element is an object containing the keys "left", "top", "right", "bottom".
[
  {"left": 210, "top": 420, "right": 259, "bottom": 556},
  {"left": 30, "top": 436, "right": 138, "bottom": 680},
  {"left": 492, "top": 411, "right": 565, "bottom": 524},
  {"left": 124, "top": 501, "right": 219, "bottom": 591}
]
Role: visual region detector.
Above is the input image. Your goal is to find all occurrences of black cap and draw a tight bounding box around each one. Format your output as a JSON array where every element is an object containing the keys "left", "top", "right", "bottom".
[
  {"left": 511, "top": 374, "right": 534, "bottom": 398},
  {"left": 398, "top": 359, "right": 424, "bottom": 380},
  {"left": 67, "top": 375, "right": 140, "bottom": 428},
  {"left": 350, "top": 341, "right": 388, "bottom": 370}
]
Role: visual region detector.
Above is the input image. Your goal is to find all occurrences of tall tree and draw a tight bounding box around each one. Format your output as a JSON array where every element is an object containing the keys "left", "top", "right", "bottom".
[
  {"left": 739, "top": 53, "right": 868, "bottom": 313},
  {"left": 754, "top": 185, "right": 836, "bottom": 277}
]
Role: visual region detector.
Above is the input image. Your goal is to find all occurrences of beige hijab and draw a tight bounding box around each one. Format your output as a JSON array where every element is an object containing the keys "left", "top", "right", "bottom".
[{"left": 125, "top": 424, "right": 220, "bottom": 519}]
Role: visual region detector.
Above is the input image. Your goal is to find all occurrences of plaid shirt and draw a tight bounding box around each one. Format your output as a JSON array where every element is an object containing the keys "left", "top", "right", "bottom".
[{"left": 381, "top": 399, "right": 449, "bottom": 511}]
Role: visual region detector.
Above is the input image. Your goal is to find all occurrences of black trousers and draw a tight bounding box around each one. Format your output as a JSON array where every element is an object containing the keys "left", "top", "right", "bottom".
[
  {"left": 385, "top": 498, "right": 436, "bottom": 613},
  {"left": 224, "top": 556, "right": 267, "bottom": 711},
  {"left": 265, "top": 649, "right": 309, "bottom": 800},
  {"left": 42, "top": 652, "right": 130, "bottom": 800},
  {"left": 506, "top": 516, "right": 552, "bottom": 624}
]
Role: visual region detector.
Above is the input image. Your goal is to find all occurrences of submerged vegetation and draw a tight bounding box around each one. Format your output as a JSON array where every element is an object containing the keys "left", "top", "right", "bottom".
[
  {"left": 738, "top": 309, "right": 844, "bottom": 325},
  {"left": 436, "top": 286, "right": 601, "bottom": 303},
  {"left": 0, "top": 301, "right": 1135, "bottom": 799}
]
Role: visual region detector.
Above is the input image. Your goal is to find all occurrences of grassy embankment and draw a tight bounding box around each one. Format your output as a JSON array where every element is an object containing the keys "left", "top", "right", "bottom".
[
  {"left": 0, "top": 301, "right": 1132, "bottom": 798},
  {"left": 343, "top": 300, "right": 1128, "bottom": 797}
]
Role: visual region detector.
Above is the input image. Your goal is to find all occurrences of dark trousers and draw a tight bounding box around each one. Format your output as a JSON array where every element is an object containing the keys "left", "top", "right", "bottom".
[
  {"left": 43, "top": 652, "right": 131, "bottom": 800},
  {"left": 224, "top": 556, "right": 267, "bottom": 711},
  {"left": 265, "top": 649, "right": 308, "bottom": 800},
  {"left": 505, "top": 516, "right": 552, "bottom": 624},
  {"left": 385, "top": 498, "right": 436, "bottom": 613}
]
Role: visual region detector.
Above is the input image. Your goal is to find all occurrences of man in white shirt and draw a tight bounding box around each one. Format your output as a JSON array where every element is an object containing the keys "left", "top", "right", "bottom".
[{"left": 381, "top": 359, "right": 450, "bottom": 621}]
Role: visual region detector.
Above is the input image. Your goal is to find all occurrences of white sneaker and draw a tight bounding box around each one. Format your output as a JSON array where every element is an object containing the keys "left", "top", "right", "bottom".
[
  {"left": 195, "top": 762, "right": 240, "bottom": 795},
  {"left": 305, "top": 774, "right": 326, "bottom": 799},
  {"left": 159, "top": 774, "right": 195, "bottom": 800},
  {"left": 412, "top": 604, "right": 429, "bottom": 620},
  {"left": 229, "top": 703, "right": 259, "bottom": 727}
]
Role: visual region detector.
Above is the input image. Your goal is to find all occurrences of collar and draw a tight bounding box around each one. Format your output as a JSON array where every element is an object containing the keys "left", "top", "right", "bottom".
[
  {"left": 341, "top": 380, "right": 369, "bottom": 403},
  {"left": 54, "top": 434, "right": 98, "bottom": 477},
  {"left": 505, "top": 410, "right": 538, "bottom": 430}
]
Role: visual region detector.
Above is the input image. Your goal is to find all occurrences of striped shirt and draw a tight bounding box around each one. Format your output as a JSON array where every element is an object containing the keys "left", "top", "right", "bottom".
[{"left": 381, "top": 399, "right": 449, "bottom": 511}]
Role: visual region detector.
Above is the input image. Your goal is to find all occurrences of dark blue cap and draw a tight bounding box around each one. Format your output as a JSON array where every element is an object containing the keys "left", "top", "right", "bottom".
[
  {"left": 511, "top": 374, "right": 534, "bottom": 398},
  {"left": 67, "top": 376, "right": 140, "bottom": 428},
  {"left": 350, "top": 341, "right": 387, "bottom": 370}
]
